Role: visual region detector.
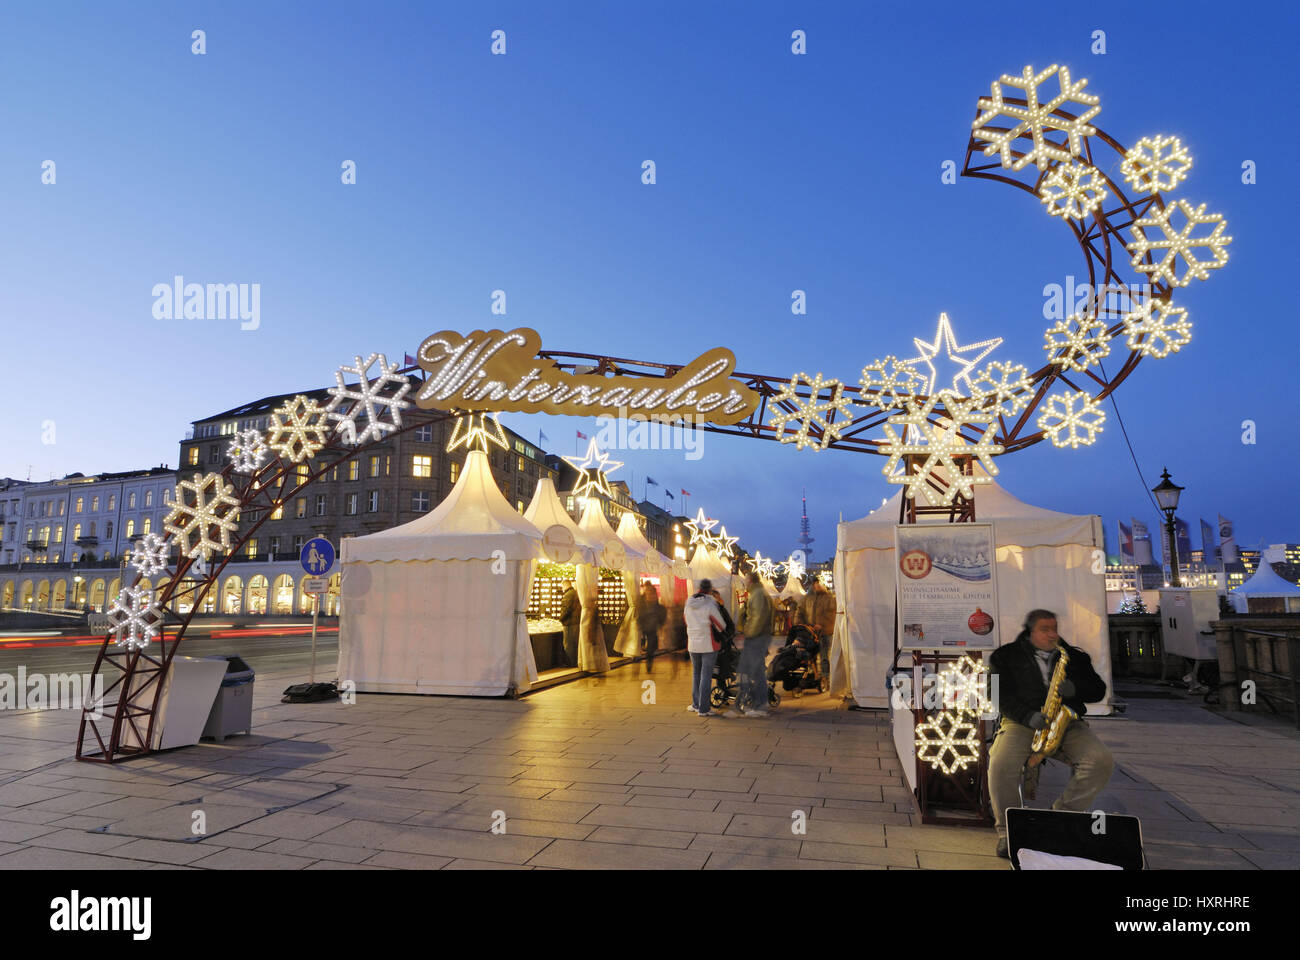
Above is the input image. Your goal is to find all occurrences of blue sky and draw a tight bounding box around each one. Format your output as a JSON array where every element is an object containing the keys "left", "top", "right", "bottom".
[{"left": 1, "top": 1, "right": 1293, "bottom": 563}]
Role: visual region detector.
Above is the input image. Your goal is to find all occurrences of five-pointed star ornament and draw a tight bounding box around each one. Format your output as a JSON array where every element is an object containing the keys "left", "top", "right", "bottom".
[
  {"left": 713, "top": 525, "right": 739, "bottom": 560},
  {"left": 905, "top": 313, "right": 1003, "bottom": 397},
  {"left": 447, "top": 412, "right": 509, "bottom": 454},
  {"left": 562, "top": 438, "right": 623, "bottom": 502},
  {"left": 682, "top": 507, "right": 719, "bottom": 551}
]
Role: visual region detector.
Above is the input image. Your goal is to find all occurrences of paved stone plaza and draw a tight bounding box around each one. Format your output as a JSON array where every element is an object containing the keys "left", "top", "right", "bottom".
[{"left": 0, "top": 657, "right": 1296, "bottom": 870}]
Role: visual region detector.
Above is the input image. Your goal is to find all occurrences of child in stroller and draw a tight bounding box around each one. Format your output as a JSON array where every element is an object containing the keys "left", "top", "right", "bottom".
[
  {"left": 712, "top": 632, "right": 780, "bottom": 711},
  {"left": 768, "top": 623, "right": 829, "bottom": 697}
]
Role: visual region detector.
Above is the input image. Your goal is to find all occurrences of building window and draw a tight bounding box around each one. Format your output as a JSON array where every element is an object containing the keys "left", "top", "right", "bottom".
[
  {"left": 315, "top": 495, "right": 327, "bottom": 516},
  {"left": 516, "top": 500, "right": 525, "bottom": 514},
  {"left": 270, "top": 537, "right": 280, "bottom": 555},
  {"left": 293, "top": 535, "right": 304, "bottom": 554},
  {"left": 75, "top": 497, "right": 83, "bottom": 514},
  {"left": 43, "top": 502, "right": 52, "bottom": 517},
  {"left": 73, "top": 524, "right": 82, "bottom": 540},
  {"left": 416, "top": 424, "right": 433, "bottom": 442},
  {"left": 450, "top": 462, "right": 460, "bottom": 484},
  {"left": 127, "top": 492, "right": 135, "bottom": 509},
  {"left": 209, "top": 445, "right": 220, "bottom": 464},
  {"left": 246, "top": 539, "right": 258, "bottom": 558},
  {"left": 348, "top": 460, "right": 359, "bottom": 481},
  {"left": 54, "top": 526, "right": 64, "bottom": 544},
  {"left": 92, "top": 496, "right": 100, "bottom": 512},
  {"left": 369, "top": 455, "right": 381, "bottom": 479},
  {"left": 412, "top": 491, "right": 430, "bottom": 513},
  {"left": 188, "top": 447, "right": 199, "bottom": 466},
  {"left": 346, "top": 493, "right": 358, "bottom": 515},
  {"left": 412, "top": 455, "right": 432, "bottom": 478},
  {"left": 271, "top": 504, "right": 283, "bottom": 520},
  {"left": 517, "top": 456, "right": 526, "bottom": 472},
  {"left": 296, "top": 498, "right": 307, "bottom": 519},
  {"left": 125, "top": 520, "right": 135, "bottom": 538},
  {"left": 108, "top": 494, "right": 116, "bottom": 511},
  {"left": 297, "top": 463, "right": 310, "bottom": 483},
  {"left": 100, "top": 522, "right": 107, "bottom": 538},
  {"left": 144, "top": 490, "right": 153, "bottom": 507},
  {"left": 367, "top": 491, "right": 379, "bottom": 513},
  {"left": 142, "top": 518, "right": 151, "bottom": 535}
]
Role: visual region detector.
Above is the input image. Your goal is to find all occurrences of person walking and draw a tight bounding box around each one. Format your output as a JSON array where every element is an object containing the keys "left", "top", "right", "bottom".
[
  {"left": 738, "top": 570, "right": 774, "bottom": 716},
  {"left": 558, "top": 580, "right": 581, "bottom": 668},
  {"left": 685, "top": 579, "right": 724, "bottom": 717},
  {"left": 636, "top": 581, "right": 666, "bottom": 673},
  {"left": 797, "top": 578, "right": 837, "bottom": 686}
]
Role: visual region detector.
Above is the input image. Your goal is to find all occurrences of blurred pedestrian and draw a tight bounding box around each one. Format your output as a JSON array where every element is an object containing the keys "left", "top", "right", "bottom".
[
  {"left": 738, "top": 571, "right": 774, "bottom": 716},
  {"left": 636, "top": 581, "right": 666, "bottom": 673},
  {"left": 558, "top": 580, "right": 581, "bottom": 668},
  {"left": 685, "top": 579, "right": 724, "bottom": 717}
]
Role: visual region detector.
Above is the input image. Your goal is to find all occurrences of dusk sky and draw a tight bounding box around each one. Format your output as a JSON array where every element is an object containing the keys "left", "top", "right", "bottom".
[{"left": 2, "top": 1, "right": 1294, "bottom": 564}]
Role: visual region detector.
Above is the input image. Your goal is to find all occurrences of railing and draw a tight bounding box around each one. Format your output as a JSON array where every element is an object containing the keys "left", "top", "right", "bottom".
[
  {"left": 1108, "top": 614, "right": 1164, "bottom": 678},
  {"left": 1211, "top": 617, "right": 1300, "bottom": 729}
]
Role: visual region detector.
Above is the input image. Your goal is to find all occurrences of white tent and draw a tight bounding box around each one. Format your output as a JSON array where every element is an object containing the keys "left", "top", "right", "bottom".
[
  {"left": 1229, "top": 562, "right": 1300, "bottom": 613},
  {"left": 834, "top": 474, "right": 1110, "bottom": 713},
  {"left": 778, "top": 575, "right": 806, "bottom": 602},
  {"left": 576, "top": 500, "right": 645, "bottom": 671},
  {"left": 613, "top": 512, "right": 675, "bottom": 656},
  {"left": 338, "top": 448, "right": 544, "bottom": 696}
]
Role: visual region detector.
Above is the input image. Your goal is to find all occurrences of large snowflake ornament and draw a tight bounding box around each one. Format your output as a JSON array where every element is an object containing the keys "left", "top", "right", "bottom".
[
  {"left": 879, "top": 393, "right": 1004, "bottom": 505},
  {"left": 106, "top": 586, "right": 162, "bottom": 651},
  {"left": 227, "top": 429, "right": 269, "bottom": 474},
  {"left": 1123, "top": 298, "right": 1192, "bottom": 358},
  {"left": 769, "top": 373, "right": 854, "bottom": 451},
  {"left": 1127, "top": 199, "right": 1231, "bottom": 287},
  {"left": 1038, "top": 160, "right": 1108, "bottom": 220},
  {"left": 971, "top": 360, "right": 1033, "bottom": 418},
  {"left": 164, "top": 472, "right": 241, "bottom": 560},
  {"left": 915, "top": 710, "right": 981, "bottom": 775},
  {"left": 129, "top": 532, "right": 171, "bottom": 577},
  {"left": 936, "top": 655, "right": 993, "bottom": 717},
  {"left": 1044, "top": 313, "right": 1112, "bottom": 372},
  {"left": 972, "top": 64, "right": 1100, "bottom": 172},
  {"left": 325, "top": 353, "right": 412, "bottom": 445},
  {"left": 859, "top": 356, "right": 926, "bottom": 411},
  {"left": 1120, "top": 135, "right": 1193, "bottom": 195},
  {"left": 1036, "top": 390, "right": 1106, "bottom": 449},
  {"left": 267, "top": 395, "right": 330, "bottom": 463}
]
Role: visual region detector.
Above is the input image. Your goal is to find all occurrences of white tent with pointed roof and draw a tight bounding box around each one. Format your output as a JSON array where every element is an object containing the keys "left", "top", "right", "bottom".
[
  {"left": 524, "top": 476, "right": 601, "bottom": 567},
  {"left": 613, "top": 511, "right": 674, "bottom": 655},
  {"left": 689, "top": 545, "right": 736, "bottom": 615},
  {"left": 1229, "top": 561, "right": 1300, "bottom": 613},
  {"left": 338, "top": 448, "right": 544, "bottom": 696},
  {"left": 573, "top": 499, "right": 646, "bottom": 671}
]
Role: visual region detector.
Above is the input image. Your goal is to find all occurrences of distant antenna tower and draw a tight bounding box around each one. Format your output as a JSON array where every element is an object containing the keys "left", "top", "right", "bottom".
[{"left": 796, "top": 488, "right": 815, "bottom": 559}]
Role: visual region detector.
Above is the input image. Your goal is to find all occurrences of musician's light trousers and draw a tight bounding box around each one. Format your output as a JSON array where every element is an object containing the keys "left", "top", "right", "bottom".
[{"left": 989, "top": 717, "right": 1115, "bottom": 836}]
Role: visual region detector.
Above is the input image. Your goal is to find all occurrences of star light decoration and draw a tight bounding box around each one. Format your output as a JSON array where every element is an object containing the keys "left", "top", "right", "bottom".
[
  {"left": 859, "top": 355, "right": 926, "bottom": 411},
  {"left": 769, "top": 373, "right": 854, "bottom": 451},
  {"left": 1038, "top": 160, "right": 1108, "bottom": 220},
  {"left": 713, "top": 525, "right": 739, "bottom": 561},
  {"left": 267, "top": 395, "right": 330, "bottom": 463},
  {"left": 915, "top": 710, "right": 982, "bottom": 775},
  {"left": 106, "top": 586, "right": 163, "bottom": 651},
  {"left": 1122, "top": 298, "right": 1192, "bottom": 358},
  {"left": 1127, "top": 199, "right": 1231, "bottom": 288},
  {"left": 447, "top": 412, "right": 509, "bottom": 453},
  {"left": 1121, "top": 135, "right": 1193, "bottom": 195},
  {"left": 683, "top": 508, "right": 719, "bottom": 553},
  {"left": 227, "top": 428, "right": 269, "bottom": 474},
  {"left": 936, "top": 655, "right": 993, "bottom": 716},
  {"left": 325, "top": 353, "right": 412, "bottom": 445},
  {"left": 163, "top": 472, "right": 241, "bottom": 560},
  {"left": 785, "top": 554, "right": 806, "bottom": 580},
  {"left": 752, "top": 552, "right": 777, "bottom": 580},
  {"left": 905, "top": 313, "right": 1002, "bottom": 398},
  {"left": 971, "top": 64, "right": 1100, "bottom": 172},
  {"left": 1036, "top": 390, "right": 1106, "bottom": 449},
  {"left": 1044, "top": 313, "right": 1113, "bottom": 372},
  {"left": 879, "top": 393, "right": 1004, "bottom": 506},
  {"left": 129, "top": 532, "right": 171, "bottom": 578},
  {"left": 562, "top": 438, "right": 623, "bottom": 503}
]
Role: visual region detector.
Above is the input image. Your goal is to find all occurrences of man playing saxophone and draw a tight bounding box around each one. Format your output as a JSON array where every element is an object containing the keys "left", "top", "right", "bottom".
[{"left": 988, "top": 609, "right": 1114, "bottom": 859}]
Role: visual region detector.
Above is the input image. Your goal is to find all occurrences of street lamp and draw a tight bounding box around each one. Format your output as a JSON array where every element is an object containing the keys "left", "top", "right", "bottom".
[{"left": 1152, "top": 467, "right": 1184, "bottom": 588}]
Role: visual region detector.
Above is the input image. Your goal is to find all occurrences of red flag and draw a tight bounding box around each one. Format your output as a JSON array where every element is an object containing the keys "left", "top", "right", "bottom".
[
  {"left": 403, "top": 353, "right": 416, "bottom": 366},
  {"left": 576, "top": 430, "right": 588, "bottom": 440},
  {"left": 681, "top": 489, "right": 691, "bottom": 496}
]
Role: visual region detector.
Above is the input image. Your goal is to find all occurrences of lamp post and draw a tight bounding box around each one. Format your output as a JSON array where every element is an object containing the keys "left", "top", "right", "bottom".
[{"left": 1152, "top": 467, "right": 1184, "bottom": 588}]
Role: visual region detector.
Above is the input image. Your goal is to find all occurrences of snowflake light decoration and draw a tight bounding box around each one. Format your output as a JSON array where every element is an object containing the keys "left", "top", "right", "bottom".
[
  {"left": 769, "top": 373, "right": 853, "bottom": 451},
  {"left": 1120, "top": 135, "right": 1193, "bottom": 195},
  {"left": 936, "top": 655, "right": 992, "bottom": 717},
  {"left": 267, "top": 395, "right": 330, "bottom": 463},
  {"left": 1044, "top": 313, "right": 1112, "bottom": 372},
  {"left": 163, "top": 472, "right": 241, "bottom": 560},
  {"left": 227, "top": 428, "right": 269, "bottom": 474},
  {"left": 1036, "top": 390, "right": 1106, "bottom": 449},
  {"left": 915, "top": 709, "right": 981, "bottom": 775},
  {"left": 1123, "top": 298, "right": 1192, "bottom": 359},
  {"left": 972, "top": 64, "right": 1100, "bottom": 172},
  {"left": 325, "top": 353, "right": 413, "bottom": 445},
  {"left": 106, "top": 586, "right": 162, "bottom": 651},
  {"left": 1038, "top": 160, "right": 1108, "bottom": 220},
  {"left": 859, "top": 355, "right": 926, "bottom": 411},
  {"left": 129, "top": 532, "right": 171, "bottom": 577},
  {"left": 1127, "top": 199, "right": 1231, "bottom": 287},
  {"left": 971, "top": 361, "right": 1033, "bottom": 418},
  {"left": 879, "top": 393, "right": 1004, "bottom": 505},
  {"left": 447, "top": 412, "right": 509, "bottom": 453},
  {"left": 562, "top": 438, "right": 623, "bottom": 502}
]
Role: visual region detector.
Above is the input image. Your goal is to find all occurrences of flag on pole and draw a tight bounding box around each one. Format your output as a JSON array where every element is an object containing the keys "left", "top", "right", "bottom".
[
  {"left": 1201, "top": 519, "right": 1218, "bottom": 565},
  {"left": 1219, "top": 514, "right": 1237, "bottom": 563},
  {"left": 647, "top": 477, "right": 659, "bottom": 487},
  {"left": 539, "top": 430, "right": 549, "bottom": 444},
  {"left": 403, "top": 353, "right": 416, "bottom": 367},
  {"left": 1118, "top": 521, "right": 1133, "bottom": 563},
  {"left": 576, "top": 430, "right": 588, "bottom": 440},
  {"left": 681, "top": 489, "right": 691, "bottom": 496},
  {"left": 665, "top": 490, "right": 674, "bottom": 500}
]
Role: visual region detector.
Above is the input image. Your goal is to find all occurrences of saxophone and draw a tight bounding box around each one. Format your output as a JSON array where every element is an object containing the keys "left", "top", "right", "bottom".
[{"left": 1027, "top": 641, "right": 1077, "bottom": 768}]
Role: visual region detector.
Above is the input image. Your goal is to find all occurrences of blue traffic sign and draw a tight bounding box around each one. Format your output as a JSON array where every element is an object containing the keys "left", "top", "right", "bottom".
[{"left": 301, "top": 538, "right": 335, "bottom": 576}]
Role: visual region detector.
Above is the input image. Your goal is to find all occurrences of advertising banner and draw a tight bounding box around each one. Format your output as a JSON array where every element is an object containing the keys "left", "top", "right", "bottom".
[{"left": 895, "top": 523, "right": 999, "bottom": 651}]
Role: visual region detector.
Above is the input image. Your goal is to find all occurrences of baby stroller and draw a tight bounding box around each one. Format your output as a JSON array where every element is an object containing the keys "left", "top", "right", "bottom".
[
  {"left": 712, "top": 634, "right": 780, "bottom": 710},
  {"left": 769, "top": 624, "right": 829, "bottom": 697}
]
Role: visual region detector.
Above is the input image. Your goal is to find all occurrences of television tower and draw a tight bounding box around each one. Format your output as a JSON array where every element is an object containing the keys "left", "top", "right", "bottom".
[{"left": 795, "top": 488, "right": 815, "bottom": 559}]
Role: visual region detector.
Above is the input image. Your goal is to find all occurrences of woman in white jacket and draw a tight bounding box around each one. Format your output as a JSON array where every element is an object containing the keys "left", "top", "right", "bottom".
[{"left": 684, "top": 579, "right": 724, "bottom": 717}]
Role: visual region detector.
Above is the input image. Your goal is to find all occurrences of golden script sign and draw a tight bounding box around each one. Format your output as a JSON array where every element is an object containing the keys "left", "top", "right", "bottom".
[{"left": 414, "top": 328, "right": 758, "bottom": 425}]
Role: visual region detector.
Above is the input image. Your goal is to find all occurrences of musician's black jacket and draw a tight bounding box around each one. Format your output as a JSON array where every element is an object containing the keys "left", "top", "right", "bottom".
[{"left": 988, "top": 631, "right": 1107, "bottom": 727}]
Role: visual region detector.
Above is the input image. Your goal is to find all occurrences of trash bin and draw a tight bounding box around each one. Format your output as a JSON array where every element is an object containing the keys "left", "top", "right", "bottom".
[{"left": 201, "top": 655, "right": 255, "bottom": 742}]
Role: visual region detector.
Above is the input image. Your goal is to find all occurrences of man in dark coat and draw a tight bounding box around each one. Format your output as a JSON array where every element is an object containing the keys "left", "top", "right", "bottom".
[
  {"left": 558, "top": 581, "right": 581, "bottom": 667},
  {"left": 988, "top": 609, "right": 1114, "bottom": 859}
]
